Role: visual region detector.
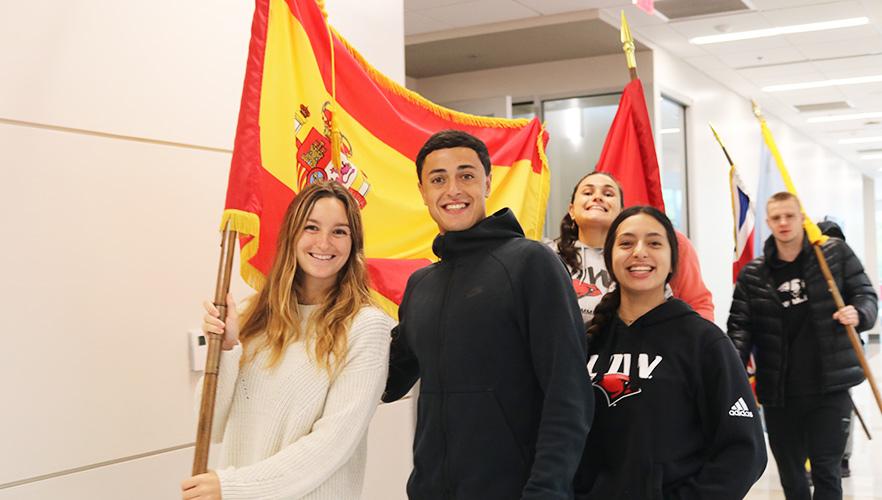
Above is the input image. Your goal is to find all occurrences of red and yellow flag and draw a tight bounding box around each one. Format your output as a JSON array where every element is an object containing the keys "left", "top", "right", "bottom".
[
  {"left": 223, "top": 0, "right": 550, "bottom": 317},
  {"left": 595, "top": 79, "right": 665, "bottom": 211}
]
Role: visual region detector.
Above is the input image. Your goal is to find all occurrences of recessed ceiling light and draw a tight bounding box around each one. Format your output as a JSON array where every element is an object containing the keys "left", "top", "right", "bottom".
[
  {"left": 808, "top": 112, "right": 882, "bottom": 123},
  {"left": 839, "top": 136, "right": 882, "bottom": 144},
  {"left": 690, "top": 17, "right": 869, "bottom": 45},
  {"left": 763, "top": 75, "right": 882, "bottom": 92},
  {"left": 861, "top": 153, "right": 882, "bottom": 160}
]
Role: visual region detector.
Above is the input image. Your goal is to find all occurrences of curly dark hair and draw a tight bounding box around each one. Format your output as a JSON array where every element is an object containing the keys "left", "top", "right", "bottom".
[{"left": 557, "top": 171, "right": 624, "bottom": 270}]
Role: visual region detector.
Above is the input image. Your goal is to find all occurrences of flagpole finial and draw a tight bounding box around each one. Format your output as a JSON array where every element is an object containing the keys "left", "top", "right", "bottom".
[
  {"left": 709, "top": 121, "right": 735, "bottom": 167},
  {"left": 708, "top": 121, "right": 720, "bottom": 142},
  {"left": 751, "top": 98, "right": 764, "bottom": 120},
  {"left": 621, "top": 11, "right": 638, "bottom": 80}
]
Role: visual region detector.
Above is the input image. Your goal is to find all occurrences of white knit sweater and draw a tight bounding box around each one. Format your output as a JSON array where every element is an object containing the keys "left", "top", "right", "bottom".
[{"left": 198, "top": 304, "right": 391, "bottom": 500}]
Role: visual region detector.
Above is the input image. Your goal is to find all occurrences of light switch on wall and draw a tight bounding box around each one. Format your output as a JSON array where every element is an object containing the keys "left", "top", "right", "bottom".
[{"left": 189, "top": 329, "right": 207, "bottom": 372}]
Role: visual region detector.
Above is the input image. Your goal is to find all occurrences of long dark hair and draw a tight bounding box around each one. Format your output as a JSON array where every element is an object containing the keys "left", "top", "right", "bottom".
[
  {"left": 557, "top": 171, "right": 623, "bottom": 270},
  {"left": 585, "top": 205, "right": 678, "bottom": 344}
]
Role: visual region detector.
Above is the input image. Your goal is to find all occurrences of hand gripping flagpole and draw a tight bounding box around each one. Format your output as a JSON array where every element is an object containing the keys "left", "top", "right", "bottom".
[
  {"left": 751, "top": 100, "right": 882, "bottom": 421},
  {"left": 710, "top": 121, "right": 873, "bottom": 437},
  {"left": 620, "top": 12, "right": 638, "bottom": 82},
  {"left": 193, "top": 220, "right": 239, "bottom": 474}
]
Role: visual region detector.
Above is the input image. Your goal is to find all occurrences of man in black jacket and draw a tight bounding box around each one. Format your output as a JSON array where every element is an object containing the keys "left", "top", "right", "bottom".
[
  {"left": 728, "top": 192, "right": 877, "bottom": 500},
  {"left": 383, "top": 130, "right": 593, "bottom": 499}
]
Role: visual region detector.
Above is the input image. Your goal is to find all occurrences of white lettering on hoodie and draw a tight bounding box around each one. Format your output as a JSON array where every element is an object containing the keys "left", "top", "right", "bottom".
[{"left": 588, "top": 353, "right": 664, "bottom": 379}]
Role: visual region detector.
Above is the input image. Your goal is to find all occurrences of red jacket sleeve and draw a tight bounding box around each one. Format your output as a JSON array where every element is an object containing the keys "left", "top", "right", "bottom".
[{"left": 670, "top": 230, "right": 714, "bottom": 321}]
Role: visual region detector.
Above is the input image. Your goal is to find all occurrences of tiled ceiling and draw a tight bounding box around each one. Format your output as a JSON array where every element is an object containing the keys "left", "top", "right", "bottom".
[{"left": 404, "top": 0, "right": 882, "bottom": 178}]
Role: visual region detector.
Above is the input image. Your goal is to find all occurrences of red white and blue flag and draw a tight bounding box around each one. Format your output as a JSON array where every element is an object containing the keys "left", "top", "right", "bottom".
[{"left": 730, "top": 166, "right": 755, "bottom": 283}]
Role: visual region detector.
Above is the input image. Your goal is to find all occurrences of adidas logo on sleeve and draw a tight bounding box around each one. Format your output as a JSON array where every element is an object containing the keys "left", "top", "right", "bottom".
[{"left": 729, "top": 397, "right": 754, "bottom": 417}]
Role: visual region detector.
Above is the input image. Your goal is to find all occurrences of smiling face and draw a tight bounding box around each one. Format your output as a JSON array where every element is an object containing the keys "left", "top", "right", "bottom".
[
  {"left": 611, "top": 213, "right": 672, "bottom": 298},
  {"left": 418, "top": 147, "right": 492, "bottom": 234},
  {"left": 295, "top": 196, "right": 353, "bottom": 299},
  {"left": 569, "top": 173, "right": 623, "bottom": 233}
]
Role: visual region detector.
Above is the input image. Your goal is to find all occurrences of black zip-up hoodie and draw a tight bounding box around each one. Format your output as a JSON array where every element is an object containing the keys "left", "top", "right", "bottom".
[
  {"left": 384, "top": 208, "right": 593, "bottom": 500},
  {"left": 576, "top": 299, "right": 766, "bottom": 500}
]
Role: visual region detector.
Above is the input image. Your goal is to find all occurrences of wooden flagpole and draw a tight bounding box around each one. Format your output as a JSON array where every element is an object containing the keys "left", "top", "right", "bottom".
[
  {"left": 193, "top": 221, "right": 239, "bottom": 474},
  {"left": 710, "top": 121, "right": 877, "bottom": 436},
  {"left": 811, "top": 243, "right": 882, "bottom": 420},
  {"left": 751, "top": 101, "right": 882, "bottom": 420}
]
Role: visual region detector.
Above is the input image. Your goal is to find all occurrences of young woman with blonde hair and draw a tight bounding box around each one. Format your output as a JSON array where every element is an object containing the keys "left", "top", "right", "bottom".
[{"left": 181, "top": 181, "right": 391, "bottom": 500}]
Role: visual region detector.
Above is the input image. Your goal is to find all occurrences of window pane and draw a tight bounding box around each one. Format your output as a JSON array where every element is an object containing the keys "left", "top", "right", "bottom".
[
  {"left": 659, "top": 95, "right": 688, "bottom": 233},
  {"left": 541, "top": 94, "right": 620, "bottom": 239}
]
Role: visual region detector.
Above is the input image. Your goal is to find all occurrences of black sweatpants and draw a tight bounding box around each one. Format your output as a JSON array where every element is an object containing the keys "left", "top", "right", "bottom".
[{"left": 763, "top": 391, "right": 852, "bottom": 500}]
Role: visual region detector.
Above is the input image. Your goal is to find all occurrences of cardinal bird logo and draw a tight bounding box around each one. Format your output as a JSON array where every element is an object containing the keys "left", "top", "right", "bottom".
[
  {"left": 594, "top": 373, "right": 641, "bottom": 407},
  {"left": 572, "top": 279, "right": 601, "bottom": 298}
]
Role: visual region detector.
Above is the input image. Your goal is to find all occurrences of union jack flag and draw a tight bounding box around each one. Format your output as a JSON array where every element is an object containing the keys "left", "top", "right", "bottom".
[{"left": 730, "top": 166, "right": 755, "bottom": 284}]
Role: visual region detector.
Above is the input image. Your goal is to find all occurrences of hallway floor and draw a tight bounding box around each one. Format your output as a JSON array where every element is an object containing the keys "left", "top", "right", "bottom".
[{"left": 745, "top": 339, "right": 882, "bottom": 500}]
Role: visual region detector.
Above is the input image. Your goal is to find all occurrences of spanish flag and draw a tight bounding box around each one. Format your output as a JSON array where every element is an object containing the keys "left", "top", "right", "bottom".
[{"left": 223, "top": 0, "right": 550, "bottom": 317}]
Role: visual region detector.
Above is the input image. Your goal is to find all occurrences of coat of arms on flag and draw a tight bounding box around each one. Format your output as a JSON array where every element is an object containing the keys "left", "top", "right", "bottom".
[{"left": 222, "top": 0, "right": 551, "bottom": 317}]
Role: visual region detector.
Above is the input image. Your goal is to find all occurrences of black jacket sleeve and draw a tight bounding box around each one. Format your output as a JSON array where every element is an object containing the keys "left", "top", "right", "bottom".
[
  {"left": 520, "top": 246, "right": 594, "bottom": 500},
  {"left": 835, "top": 240, "right": 878, "bottom": 332},
  {"left": 674, "top": 335, "right": 767, "bottom": 500},
  {"left": 382, "top": 289, "right": 419, "bottom": 403},
  {"left": 727, "top": 264, "right": 757, "bottom": 368}
]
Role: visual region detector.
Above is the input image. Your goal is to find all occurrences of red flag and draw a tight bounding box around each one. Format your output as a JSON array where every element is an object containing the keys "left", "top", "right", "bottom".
[
  {"left": 595, "top": 79, "right": 665, "bottom": 211},
  {"left": 222, "top": 0, "right": 551, "bottom": 318}
]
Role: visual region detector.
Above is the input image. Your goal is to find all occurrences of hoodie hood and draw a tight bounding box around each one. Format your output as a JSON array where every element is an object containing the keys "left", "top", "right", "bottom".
[
  {"left": 432, "top": 208, "right": 524, "bottom": 261},
  {"left": 628, "top": 298, "right": 697, "bottom": 329}
]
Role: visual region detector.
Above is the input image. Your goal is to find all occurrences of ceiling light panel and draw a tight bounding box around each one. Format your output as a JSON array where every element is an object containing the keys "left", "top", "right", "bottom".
[
  {"left": 794, "top": 102, "right": 854, "bottom": 113},
  {"left": 763, "top": 74, "right": 882, "bottom": 92},
  {"left": 839, "top": 136, "right": 882, "bottom": 144},
  {"left": 808, "top": 112, "right": 882, "bottom": 122},
  {"left": 695, "top": 36, "right": 792, "bottom": 55},
  {"left": 690, "top": 17, "right": 869, "bottom": 44}
]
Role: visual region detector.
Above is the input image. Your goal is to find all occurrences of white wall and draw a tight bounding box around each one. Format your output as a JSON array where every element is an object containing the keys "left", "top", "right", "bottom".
[
  {"left": 0, "top": 0, "right": 410, "bottom": 498},
  {"left": 650, "top": 48, "right": 869, "bottom": 327},
  {"left": 410, "top": 46, "right": 872, "bottom": 330}
]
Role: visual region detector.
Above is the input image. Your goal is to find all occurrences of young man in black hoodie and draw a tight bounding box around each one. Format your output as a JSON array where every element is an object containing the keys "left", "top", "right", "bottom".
[
  {"left": 728, "top": 192, "right": 877, "bottom": 500},
  {"left": 383, "top": 129, "right": 593, "bottom": 499}
]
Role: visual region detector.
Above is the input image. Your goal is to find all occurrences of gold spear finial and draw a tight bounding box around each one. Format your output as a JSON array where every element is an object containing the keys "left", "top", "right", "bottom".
[
  {"left": 621, "top": 11, "right": 638, "bottom": 80},
  {"left": 709, "top": 121, "right": 735, "bottom": 166},
  {"left": 709, "top": 121, "right": 722, "bottom": 146},
  {"left": 751, "top": 98, "right": 764, "bottom": 120},
  {"left": 621, "top": 12, "right": 636, "bottom": 69}
]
